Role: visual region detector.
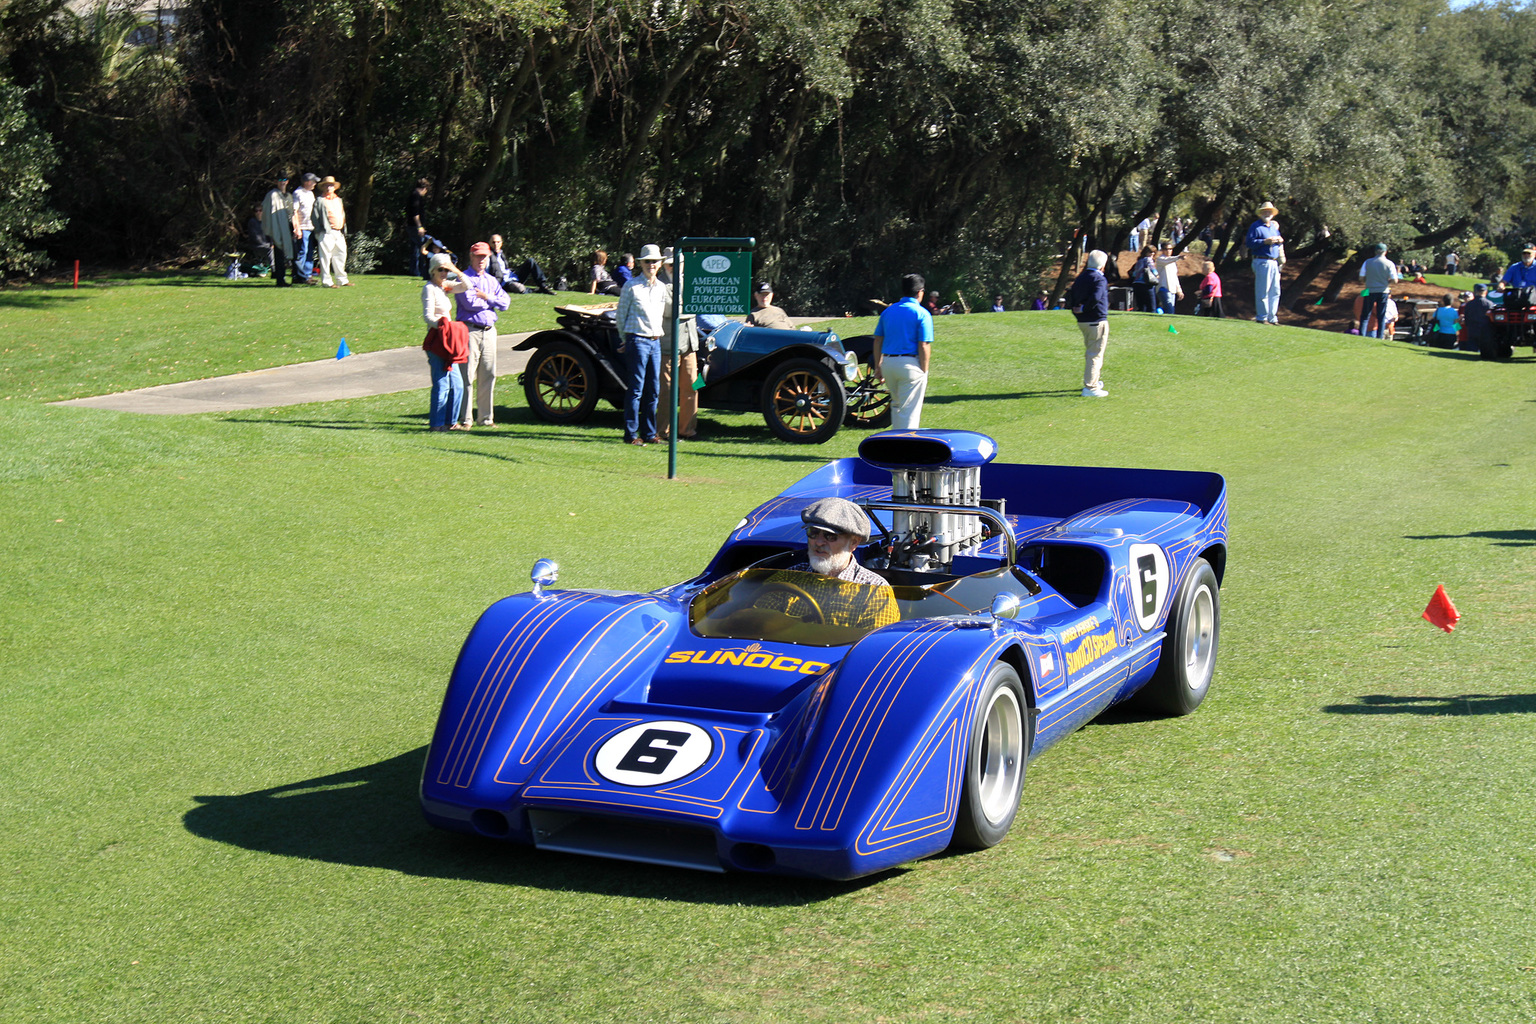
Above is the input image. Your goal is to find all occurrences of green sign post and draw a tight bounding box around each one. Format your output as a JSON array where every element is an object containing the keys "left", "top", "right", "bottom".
[{"left": 666, "top": 236, "right": 755, "bottom": 479}]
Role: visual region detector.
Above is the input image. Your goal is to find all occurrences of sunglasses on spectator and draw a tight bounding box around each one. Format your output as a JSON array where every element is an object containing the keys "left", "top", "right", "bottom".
[{"left": 804, "top": 527, "right": 841, "bottom": 541}]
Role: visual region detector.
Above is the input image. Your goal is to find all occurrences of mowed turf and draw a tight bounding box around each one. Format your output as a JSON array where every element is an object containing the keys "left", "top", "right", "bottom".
[{"left": 2, "top": 278, "right": 1535, "bottom": 1023}]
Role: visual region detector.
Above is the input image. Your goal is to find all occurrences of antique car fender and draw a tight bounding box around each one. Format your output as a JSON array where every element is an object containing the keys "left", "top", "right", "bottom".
[{"left": 512, "top": 328, "right": 628, "bottom": 391}]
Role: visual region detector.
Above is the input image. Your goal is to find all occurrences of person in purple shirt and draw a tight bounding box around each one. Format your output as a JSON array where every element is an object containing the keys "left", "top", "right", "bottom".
[
  {"left": 455, "top": 241, "right": 512, "bottom": 427},
  {"left": 1245, "top": 201, "right": 1285, "bottom": 324},
  {"left": 872, "top": 274, "right": 935, "bottom": 428}
]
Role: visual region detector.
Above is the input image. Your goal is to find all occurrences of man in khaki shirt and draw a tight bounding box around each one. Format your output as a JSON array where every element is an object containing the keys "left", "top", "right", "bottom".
[{"left": 745, "top": 282, "right": 795, "bottom": 330}]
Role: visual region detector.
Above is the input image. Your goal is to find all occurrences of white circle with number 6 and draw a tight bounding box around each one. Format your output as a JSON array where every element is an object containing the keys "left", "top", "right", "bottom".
[{"left": 595, "top": 721, "right": 713, "bottom": 786}]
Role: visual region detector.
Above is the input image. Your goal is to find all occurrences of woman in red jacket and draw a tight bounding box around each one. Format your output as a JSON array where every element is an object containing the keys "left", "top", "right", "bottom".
[{"left": 422, "top": 253, "right": 469, "bottom": 430}]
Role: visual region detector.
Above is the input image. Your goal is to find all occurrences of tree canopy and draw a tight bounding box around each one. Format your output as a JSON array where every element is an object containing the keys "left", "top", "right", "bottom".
[{"left": 3, "top": 0, "right": 1535, "bottom": 303}]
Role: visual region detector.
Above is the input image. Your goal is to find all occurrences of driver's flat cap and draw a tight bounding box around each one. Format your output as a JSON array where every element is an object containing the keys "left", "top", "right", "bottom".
[{"left": 802, "top": 497, "right": 871, "bottom": 539}]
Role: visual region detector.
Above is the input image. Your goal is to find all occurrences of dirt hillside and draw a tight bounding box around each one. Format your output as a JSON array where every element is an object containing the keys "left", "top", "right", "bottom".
[{"left": 1112, "top": 251, "right": 1469, "bottom": 333}]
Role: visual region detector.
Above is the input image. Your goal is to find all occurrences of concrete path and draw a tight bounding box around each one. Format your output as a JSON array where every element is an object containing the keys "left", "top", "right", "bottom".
[
  {"left": 54, "top": 332, "right": 537, "bottom": 415},
  {"left": 52, "top": 316, "right": 842, "bottom": 415}
]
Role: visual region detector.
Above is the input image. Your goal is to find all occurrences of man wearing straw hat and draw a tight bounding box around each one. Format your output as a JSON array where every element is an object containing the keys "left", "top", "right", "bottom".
[
  {"left": 311, "top": 176, "right": 351, "bottom": 288},
  {"left": 615, "top": 244, "right": 670, "bottom": 445},
  {"left": 1245, "top": 202, "right": 1285, "bottom": 324}
]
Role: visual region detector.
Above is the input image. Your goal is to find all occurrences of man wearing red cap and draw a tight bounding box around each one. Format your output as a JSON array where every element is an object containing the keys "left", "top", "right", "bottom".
[{"left": 455, "top": 241, "right": 511, "bottom": 428}]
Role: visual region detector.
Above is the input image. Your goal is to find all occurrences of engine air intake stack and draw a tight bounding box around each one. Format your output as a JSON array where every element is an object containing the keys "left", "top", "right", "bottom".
[{"left": 857, "top": 430, "right": 1002, "bottom": 572}]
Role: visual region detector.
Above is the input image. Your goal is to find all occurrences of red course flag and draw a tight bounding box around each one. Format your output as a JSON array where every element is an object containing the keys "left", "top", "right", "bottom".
[{"left": 1422, "top": 585, "right": 1460, "bottom": 633}]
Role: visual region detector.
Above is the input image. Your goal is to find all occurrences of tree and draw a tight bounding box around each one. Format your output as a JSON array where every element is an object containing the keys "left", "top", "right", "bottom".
[{"left": 0, "top": 74, "right": 64, "bottom": 275}]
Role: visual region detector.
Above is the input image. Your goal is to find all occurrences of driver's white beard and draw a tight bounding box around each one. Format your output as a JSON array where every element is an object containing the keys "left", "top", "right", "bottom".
[{"left": 808, "top": 551, "right": 849, "bottom": 577}]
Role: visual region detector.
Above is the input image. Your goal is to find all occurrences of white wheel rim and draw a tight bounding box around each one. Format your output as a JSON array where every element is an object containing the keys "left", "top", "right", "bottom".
[
  {"left": 1183, "top": 584, "right": 1216, "bottom": 690},
  {"left": 976, "top": 687, "right": 1024, "bottom": 824}
]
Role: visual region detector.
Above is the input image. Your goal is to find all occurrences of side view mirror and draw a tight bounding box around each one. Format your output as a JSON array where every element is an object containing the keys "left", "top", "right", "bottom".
[
  {"left": 531, "top": 558, "right": 559, "bottom": 598},
  {"left": 989, "top": 592, "right": 1021, "bottom": 632}
]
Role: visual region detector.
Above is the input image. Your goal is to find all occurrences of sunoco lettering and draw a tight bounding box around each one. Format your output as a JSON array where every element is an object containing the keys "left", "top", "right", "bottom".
[
  {"left": 665, "top": 650, "right": 829, "bottom": 674},
  {"left": 1065, "top": 630, "right": 1118, "bottom": 673}
]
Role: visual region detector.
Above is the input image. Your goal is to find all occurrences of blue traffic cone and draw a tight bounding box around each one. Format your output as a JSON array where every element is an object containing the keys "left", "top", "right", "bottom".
[{"left": 336, "top": 338, "right": 350, "bottom": 359}]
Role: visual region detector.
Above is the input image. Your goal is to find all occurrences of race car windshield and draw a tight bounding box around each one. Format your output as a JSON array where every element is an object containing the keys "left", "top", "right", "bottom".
[{"left": 690, "top": 568, "right": 900, "bottom": 647}]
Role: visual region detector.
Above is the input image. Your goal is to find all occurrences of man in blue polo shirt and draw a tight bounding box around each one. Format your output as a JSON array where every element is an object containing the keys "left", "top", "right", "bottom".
[
  {"left": 872, "top": 273, "right": 934, "bottom": 429},
  {"left": 1502, "top": 248, "right": 1536, "bottom": 290}
]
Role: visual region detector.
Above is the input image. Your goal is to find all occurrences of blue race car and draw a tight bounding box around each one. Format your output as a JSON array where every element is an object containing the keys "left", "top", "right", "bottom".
[{"left": 420, "top": 429, "right": 1228, "bottom": 879}]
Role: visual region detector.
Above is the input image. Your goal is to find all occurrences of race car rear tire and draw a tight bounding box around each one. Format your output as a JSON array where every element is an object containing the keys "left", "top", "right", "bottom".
[
  {"left": 1138, "top": 557, "right": 1219, "bottom": 716},
  {"left": 952, "top": 662, "right": 1029, "bottom": 850},
  {"left": 760, "top": 357, "right": 846, "bottom": 444},
  {"left": 523, "top": 341, "right": 600, "bottom": 423}
]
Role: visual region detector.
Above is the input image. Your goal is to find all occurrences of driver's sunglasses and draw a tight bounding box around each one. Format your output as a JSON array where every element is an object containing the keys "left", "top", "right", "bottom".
[{"left": 805, "top": 526, "right": 840, "bottom": 541}]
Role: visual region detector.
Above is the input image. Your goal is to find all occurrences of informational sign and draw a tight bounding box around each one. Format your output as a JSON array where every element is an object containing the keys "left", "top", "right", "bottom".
[{"left": 681, "top": 251, "right": 752, "bottom": 315}]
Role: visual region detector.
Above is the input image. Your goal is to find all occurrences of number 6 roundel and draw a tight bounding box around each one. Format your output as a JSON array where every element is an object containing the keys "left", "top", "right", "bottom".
[
  {"left": 594, "top": 721, "right": 714, "bottom": 787},
  {"left": 1128, "top": 543, "right": 1170, "bottom": 633}
]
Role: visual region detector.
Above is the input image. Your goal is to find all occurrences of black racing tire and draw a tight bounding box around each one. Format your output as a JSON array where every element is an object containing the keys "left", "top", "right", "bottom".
[
  {"left": 1138, "top": 557, "right": 1219, "bottom": 716},
  {"left": 760, "top": 357, "right": 847, "bottom": 444},
  {"left": 523, "top": 341, "right": 600, "bottom": 423},
  {"left": 951, "top": 662, "right": 1029, "bottom": 850},
  {"left": 843, "top": 375, "right": 893, "bottom": 428}
]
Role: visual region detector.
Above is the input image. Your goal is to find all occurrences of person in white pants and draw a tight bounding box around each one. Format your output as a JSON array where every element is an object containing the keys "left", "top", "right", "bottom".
[
  {"left": 454, "top": 241, "right": 511, "bottom": 427},
  {"left": 312, "top": 177, "right": 350, "bottom": 287},
  {"left": 872, "top": 273, "right": 934, "bottom": 429}
]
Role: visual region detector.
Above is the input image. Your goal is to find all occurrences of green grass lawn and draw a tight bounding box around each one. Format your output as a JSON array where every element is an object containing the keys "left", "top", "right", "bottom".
[
  {"left": 3, "top": 279, "right": 1535, "bottom": 1023},
  {"left": 1422, "top": 272, "right": 1487, "bottom": 291}
]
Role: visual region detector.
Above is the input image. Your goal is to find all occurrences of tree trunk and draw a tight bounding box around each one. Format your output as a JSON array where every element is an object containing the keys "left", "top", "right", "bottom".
[
  {"left": 1321, "top": 251, "right": 1368, "bottom": 303},
  {"left": 433, "top": 68, "right": 465, "bottom": 207},
  {"left": 348, "top": 6, "right": 380, "bottom": 233},
  {"left": 607, "top": 36, "right": 712, "bottom": 238},
  {"left": 459, "top": 33, "right": 562, "bottom": 242},
  {"left": 1282, "top": 243, "right": 1345, "bottom": 311},
  {"left": 1177, "top": 185, "right": 1231, "bottom": 260}
]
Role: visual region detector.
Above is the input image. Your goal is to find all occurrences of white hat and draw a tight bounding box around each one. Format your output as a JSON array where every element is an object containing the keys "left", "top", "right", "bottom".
[{"left": 637, "top": 244, "right": 664, "bottom": 262}]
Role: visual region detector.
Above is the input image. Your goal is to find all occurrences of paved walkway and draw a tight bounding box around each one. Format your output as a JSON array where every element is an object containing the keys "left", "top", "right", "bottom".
[
  {"left": 52, "top": 316, "right": 840, "bottom": 415},
  {"left": 54, "top": 332, "right": 537, "bottom": 415}
]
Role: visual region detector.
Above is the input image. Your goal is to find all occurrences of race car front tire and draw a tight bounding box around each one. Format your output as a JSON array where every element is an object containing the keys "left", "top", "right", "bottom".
[
  {"left": 1138, "top": 557, "right": 1219, "bottom": 716},
  {"left": 952, "top": 661, "right": 1028, "bottom": 849}
]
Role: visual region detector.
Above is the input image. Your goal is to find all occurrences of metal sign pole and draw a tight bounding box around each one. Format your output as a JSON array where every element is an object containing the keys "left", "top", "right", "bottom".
[
  {"left": 667, "top": 249, "right": 681, "bottom": 479},
  {"left": 666, "top": 236, "right": 755, "bottom": 481}
]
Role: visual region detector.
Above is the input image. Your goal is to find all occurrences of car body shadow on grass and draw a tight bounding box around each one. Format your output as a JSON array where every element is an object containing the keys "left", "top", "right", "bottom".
[
  {"left": 1322, "top": 693, "right": 1536, "bottom": 715},
  {"left": 1404, "top": 529, "right": 1536, "bottom": 546},
  {"left": 0, "top": 290, "right": 91, "bottom": 309},
  {"left": 183, "top": 747, "right": 895, "bottom": 903},
  {"left": 927, "top": 389, "right": 1082, "bottom": 405}
]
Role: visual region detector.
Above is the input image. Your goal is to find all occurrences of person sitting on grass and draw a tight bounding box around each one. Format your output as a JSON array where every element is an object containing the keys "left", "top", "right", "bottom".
[{"left": 1430, "top": 294, "right": 1460, "bottom": 348}]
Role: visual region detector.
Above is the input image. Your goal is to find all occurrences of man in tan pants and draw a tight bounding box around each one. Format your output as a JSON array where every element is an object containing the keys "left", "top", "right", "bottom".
[{"left": 1066, "top": 249, "right": 1111, "bottom": 398}]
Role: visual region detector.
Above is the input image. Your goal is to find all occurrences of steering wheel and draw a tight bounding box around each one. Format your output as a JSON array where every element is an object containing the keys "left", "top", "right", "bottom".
[{"left": 756, "top": 580, "right": 825, "bottom": 625}]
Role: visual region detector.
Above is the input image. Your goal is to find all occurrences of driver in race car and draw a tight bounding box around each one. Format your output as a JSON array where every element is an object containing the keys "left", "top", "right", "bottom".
[{"left": 758, "top": 498, "right": 898, "bottom": 629}]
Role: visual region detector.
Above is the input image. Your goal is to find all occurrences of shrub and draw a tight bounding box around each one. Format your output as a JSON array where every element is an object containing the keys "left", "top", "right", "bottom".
[{"left": 346, "top": 231, "right": 383, "bottom": 275}]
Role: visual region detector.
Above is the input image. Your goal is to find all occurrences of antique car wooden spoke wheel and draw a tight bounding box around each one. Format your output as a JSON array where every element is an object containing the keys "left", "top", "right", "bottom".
[
  {"left": 760, "top": 357, "right": 846, "bottom": 444},
  {"left": 522, "top": 341, "right": 601, "bottom": 423}
]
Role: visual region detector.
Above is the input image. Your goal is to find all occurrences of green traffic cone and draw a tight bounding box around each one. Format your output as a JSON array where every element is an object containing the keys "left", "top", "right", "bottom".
[{"left": 1167, "top": 323, "right": 1178, "bottom": 334}]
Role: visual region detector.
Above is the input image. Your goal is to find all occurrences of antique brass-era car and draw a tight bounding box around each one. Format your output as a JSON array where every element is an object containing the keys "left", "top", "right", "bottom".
[{"left": 516, "top": 304, "right": 891, "bottom": 443}]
